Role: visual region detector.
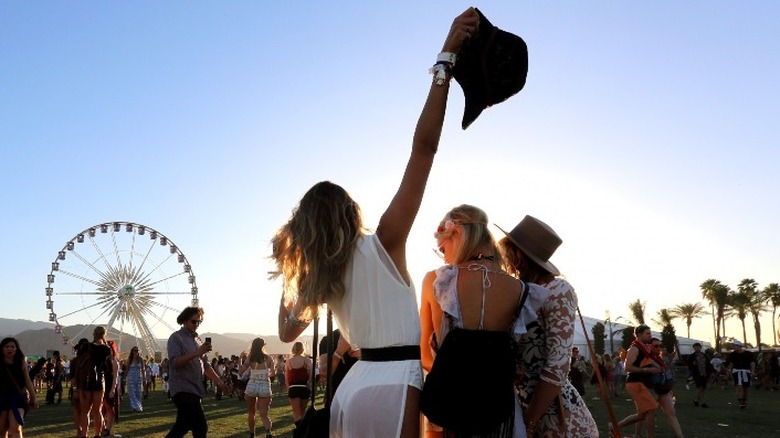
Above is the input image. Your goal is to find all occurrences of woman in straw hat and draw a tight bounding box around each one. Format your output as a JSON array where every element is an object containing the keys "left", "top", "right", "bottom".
[
  {"left": 498, "top": 216, "right": 598, "bottom": 438},
  {"left": 420, "top": 205, "right": 549, "bottom": 437},
  {"left": 271, "top": 9, "right": 479, "bottom": 437}
]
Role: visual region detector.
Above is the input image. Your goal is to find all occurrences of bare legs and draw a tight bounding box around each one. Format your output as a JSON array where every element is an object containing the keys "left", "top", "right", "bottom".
[
  {"left": 400, "top": 386, "right": 421, "bottom": 438},
  {"left": 290, "top": 396, "right": 308, "bottom": 423},
  {"left": 257, "top": 396, "right": 272, "bottom": 435}
]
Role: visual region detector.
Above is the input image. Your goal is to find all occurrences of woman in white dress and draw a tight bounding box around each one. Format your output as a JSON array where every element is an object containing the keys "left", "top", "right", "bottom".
[
  {"left": 239, "top": 338, "right": 275, "bottom": 438},
  {"left": 272, "top": 9, "right": 479, "bottom": 437}
]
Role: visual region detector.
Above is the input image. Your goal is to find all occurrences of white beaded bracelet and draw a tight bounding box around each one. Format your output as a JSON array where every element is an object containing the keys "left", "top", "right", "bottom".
[
  {"left": 437, "top": 52, "right": 457, "bottom": 66},
  {"left": 429, "top": 63, "right": 452, "bottom": 86}
]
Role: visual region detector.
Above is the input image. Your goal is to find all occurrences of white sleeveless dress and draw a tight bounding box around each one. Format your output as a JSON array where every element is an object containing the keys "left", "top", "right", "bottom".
[{"left": 328, "top": 234, "right": 423, "bottom": 438}]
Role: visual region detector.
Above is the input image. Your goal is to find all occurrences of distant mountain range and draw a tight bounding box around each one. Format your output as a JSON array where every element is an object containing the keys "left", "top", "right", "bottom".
[{"left": 0, "top": 317, "right": 312, "bottom": 358}]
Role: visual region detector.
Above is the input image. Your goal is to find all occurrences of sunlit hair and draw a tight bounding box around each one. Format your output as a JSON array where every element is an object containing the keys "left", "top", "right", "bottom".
[
  {"left": 271, "top": 181, "right": 365, "bottom": 308},
  {"left": 1, "top": 337, "right": 25, "bottom": 366},
  {"left": 93, "top": 326, "right": 106, "bottom": 342},
  {"left": 249, "top": 338, "right": 268, "bottom": 363},
  {"left": 499, "top": 238, "right": 547, "bottom": 282},
  {"left": 435, "top": 205, "right": 503, "bottom": 265},
  {"left": 291, "top": 341, "right": 305, "bottom": 355},
  {"left": 177, "top": 306, "right": 204, "bottom": 325}
]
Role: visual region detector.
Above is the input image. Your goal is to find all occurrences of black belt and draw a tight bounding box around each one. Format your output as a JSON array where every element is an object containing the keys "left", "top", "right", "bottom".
[{"left": 360, "top": 345, "right": 421, "bottom": 362}]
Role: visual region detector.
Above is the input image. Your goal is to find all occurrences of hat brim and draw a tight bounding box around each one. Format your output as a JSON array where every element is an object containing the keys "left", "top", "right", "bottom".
[{"left": 495, "top": 224, "right": 560, "bottom": 276}]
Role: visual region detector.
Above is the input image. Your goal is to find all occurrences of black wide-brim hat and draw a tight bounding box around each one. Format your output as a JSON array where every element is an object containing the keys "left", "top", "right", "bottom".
[{"left": 452, "top": 8, "right": 529, "bottom": 130}]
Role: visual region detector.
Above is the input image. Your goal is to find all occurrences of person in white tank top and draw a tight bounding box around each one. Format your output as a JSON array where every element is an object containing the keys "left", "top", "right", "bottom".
[{"left": 238, "top": 338, "right": 275, "bottom": 438}]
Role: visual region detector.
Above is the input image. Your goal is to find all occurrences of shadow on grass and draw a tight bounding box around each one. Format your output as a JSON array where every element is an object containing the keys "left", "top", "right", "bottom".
[{"left": 24, "top": 386, "right": 304, "bottom": 438}]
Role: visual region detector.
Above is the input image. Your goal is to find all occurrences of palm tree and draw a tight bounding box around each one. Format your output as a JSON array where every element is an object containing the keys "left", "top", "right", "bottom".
[
  {"left": 653, "top": 308, "right": 680, "bottom": 352},
  {"left": 653, "top": 308, "right": 675, "bottom": 328},
  {"left": 763, "top": 283, "right": 780, "bottom": 346},
  {"left": 700, "top": 279, "right": 730, "bottom": 351},
  {"left": 729, "top": 288, "right": 751, "bottom": 345},
  {"left": 738, "top": 278, "right": 768, "bottom": 350},
  {"left": 670, "top": 302, "right": 708, "bottom": 338},
  {"left": 628, "top": 299, "right": 646, "bottom": 325}
]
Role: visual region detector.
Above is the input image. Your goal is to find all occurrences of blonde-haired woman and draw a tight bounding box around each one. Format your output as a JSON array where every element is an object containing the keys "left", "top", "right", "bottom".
[
  {"left": 420, "top": 205, "right": 548, "bottom": 437},
  {"left": 285, "top": 342, "right": 311, "bottom": 424},
  {"left": 499, "top": 216, "right": 598, "bottom": 437},
  {"left": 240, "top": 338, "right": 275, "bottom": 438},
  {"left": 272, "top": 9, "right": 478, "bottom": 437}
]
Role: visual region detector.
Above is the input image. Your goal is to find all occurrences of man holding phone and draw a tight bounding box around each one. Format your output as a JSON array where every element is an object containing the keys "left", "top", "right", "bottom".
[{"left": 165, "top": 306, "right": 228, "bottom": 438}]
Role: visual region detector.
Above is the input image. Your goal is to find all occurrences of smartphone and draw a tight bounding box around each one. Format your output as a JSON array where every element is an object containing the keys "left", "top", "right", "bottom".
[{"left": 205, "top": 337, "right": 212, "bottom": 344}]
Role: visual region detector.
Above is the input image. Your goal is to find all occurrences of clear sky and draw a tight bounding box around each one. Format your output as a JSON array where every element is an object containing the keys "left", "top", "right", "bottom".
[{"left": 2, "top": 2, "right": 779, "bottom": 349}]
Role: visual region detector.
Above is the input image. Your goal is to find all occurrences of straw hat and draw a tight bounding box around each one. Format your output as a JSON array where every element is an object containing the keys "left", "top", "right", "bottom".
[{"left": 496, "top": 215, "right": 561, "bottom": 276}]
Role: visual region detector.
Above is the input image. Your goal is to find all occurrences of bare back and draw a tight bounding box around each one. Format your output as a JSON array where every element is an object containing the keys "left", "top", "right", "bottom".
[{"left": 455, "top": 266, "right": 523, "bottom": 332}]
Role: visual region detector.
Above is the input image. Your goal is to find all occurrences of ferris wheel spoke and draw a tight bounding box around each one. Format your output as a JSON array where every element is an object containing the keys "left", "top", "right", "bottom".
[
  {"left": 89, "top": 234, "right": 114, "bottom": 271},
  {"left": 146, "top": 299, "right": 188, "bottom": 315},
  {"left": 136, "top": 291, "right": 193, "bottom": 295},
  {"left": 57, "top": 300, "right": 109, "bottom": 319},
  {"left": 55, "top": 291, "right": 112, "bottom": 295},
  {"left": 111, "top": 229, "right": 123, "bottom": 268},
  {"left": 68, "top": 250, "right": 110, "bottom": 281},
  {"left": 133, "top": 238, "right": 157, "bottom": 280},
  {"left": 141, "top": 271, "right": 187, "bottom": 289},
  {"left": 57, "top": 269, "right": 104, "bottom": 287},
  {"left": 141, "top": 305, "right": 179, "bottom": 334},
  {"left": 129, "top": 231, "right": 136, "bottom": 269},
  {"left": 128, "top": 303, "right": 160, "bottom": 356}
]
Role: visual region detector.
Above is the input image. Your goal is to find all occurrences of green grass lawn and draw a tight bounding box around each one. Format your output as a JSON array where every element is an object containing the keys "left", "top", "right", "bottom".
[{"left": 23, "top": 381, "right": 780, "bottom": 437}]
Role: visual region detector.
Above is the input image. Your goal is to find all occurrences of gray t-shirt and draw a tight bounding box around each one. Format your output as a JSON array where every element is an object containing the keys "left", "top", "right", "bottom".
[{"left": 167, "top": 328, "right": 211, "bottom": 398}]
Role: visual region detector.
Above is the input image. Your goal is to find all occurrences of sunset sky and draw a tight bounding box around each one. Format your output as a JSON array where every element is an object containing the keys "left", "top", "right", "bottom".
[{"left": 2, "top": 2, "right": 779, "bottom": 349}]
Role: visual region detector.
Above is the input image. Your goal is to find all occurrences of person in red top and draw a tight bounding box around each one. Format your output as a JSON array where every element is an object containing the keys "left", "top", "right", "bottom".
[
  {"left": 285, "top": 342, "right": 311, "bottom": 423},
  {"left": 611, "top": 324, "right": 664, "bottom": 438}
]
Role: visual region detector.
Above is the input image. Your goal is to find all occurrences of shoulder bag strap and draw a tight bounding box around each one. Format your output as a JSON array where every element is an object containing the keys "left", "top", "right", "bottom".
[
  {"left": 308, "top": 313, "right": 319, "bottom": 409},
  {"left": 508, "top": 281, "right": 530, "bottom": 331},
  {"left": 324, "top": 307, "right": 334, "bottom": 408}
]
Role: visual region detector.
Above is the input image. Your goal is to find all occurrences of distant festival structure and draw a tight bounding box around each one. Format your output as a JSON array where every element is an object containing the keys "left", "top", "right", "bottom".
[{"left": 45, "top": 221, "right": 199, "bottom": 357}]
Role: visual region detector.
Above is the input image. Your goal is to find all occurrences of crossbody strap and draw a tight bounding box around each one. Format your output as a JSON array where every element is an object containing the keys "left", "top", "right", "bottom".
[{"left": 306, "top": 306, "right": 334, "bottom": 410}]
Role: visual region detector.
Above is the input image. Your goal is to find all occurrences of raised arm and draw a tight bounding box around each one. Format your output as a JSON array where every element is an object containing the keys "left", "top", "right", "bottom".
[{"left": 377, "top": 8, "right": 480, "bottom": 274}]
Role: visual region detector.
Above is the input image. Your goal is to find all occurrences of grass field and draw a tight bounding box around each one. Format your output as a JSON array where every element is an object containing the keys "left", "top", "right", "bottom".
[{"left": 22, "top": 381, "right": 780, "bottom": 437}]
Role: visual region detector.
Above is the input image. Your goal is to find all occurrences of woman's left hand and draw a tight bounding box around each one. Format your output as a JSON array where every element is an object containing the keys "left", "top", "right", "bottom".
[{"left": 442, "top": 7, "right": 480, "bottom": 54}]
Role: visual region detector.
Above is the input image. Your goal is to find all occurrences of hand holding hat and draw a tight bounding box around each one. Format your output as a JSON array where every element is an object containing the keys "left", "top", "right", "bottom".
[
  {"left": 452, "top": 8, "right": 529, "bottom": 129},
  {"left": 441, "top": 8, "right": 480, "bottom": 55}
]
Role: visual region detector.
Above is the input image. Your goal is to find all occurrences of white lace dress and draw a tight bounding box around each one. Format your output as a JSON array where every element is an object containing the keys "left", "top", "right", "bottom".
[
  {"left": 518, "top": 278, "right": 599, "bottom": 438},
  {"left": 430, "top": 264, "right": 551, "bottom": 437},
  {"left": 328, "top": 234, "right": 423, "bottom": 438}
]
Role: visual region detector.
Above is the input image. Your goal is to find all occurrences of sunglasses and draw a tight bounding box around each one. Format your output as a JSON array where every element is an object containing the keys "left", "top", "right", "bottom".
[{"left": 190, "top": 319, "right": 203, "bottom": 325}]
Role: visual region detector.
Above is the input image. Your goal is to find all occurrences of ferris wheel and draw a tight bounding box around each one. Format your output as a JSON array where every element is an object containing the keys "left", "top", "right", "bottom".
[{"left": 45, "top": 221, "right": 199, "bottom": 358}]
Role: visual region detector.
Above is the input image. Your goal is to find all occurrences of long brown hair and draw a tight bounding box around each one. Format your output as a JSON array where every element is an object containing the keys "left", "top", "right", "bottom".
[
  {"left": 271, "top": 181, "right": 364, "bottom": 308},
  {"left": 500, "top": 238, "right": 550, "bottom": 284},
  {"left": 249, "top": 338, "right": 268, "bottom": 363}
]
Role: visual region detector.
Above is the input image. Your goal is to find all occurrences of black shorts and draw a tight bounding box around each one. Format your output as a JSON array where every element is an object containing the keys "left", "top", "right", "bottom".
[{"left": 288, "top": 386, "right": 311, "bottom": 399}]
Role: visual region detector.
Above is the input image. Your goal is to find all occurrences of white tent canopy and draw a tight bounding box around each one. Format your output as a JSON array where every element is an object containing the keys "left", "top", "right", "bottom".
[{"left": 574, "top": 315, "right": 711, "bottom": 358}]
